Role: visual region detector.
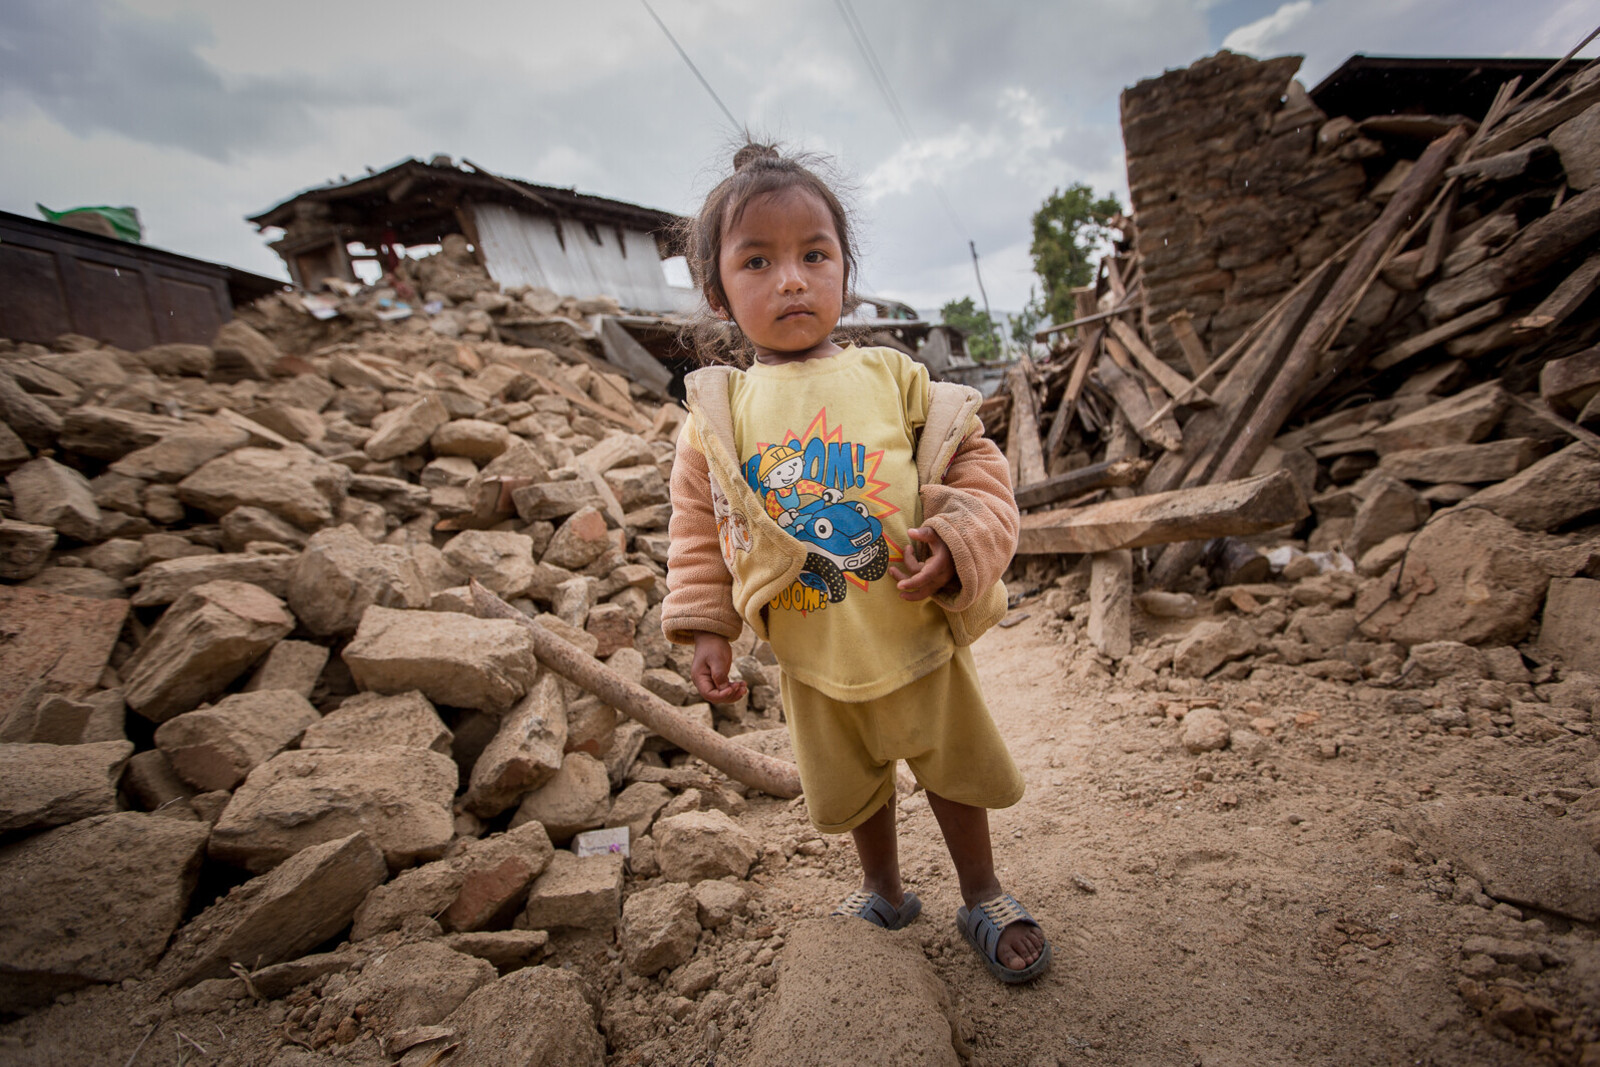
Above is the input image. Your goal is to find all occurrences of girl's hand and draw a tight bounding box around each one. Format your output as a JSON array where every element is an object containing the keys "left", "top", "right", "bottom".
[
  {"left": 889, "top": 527, "right": 955, "bottom": 601},
  {"left": 691, "top": 632, "right": 748, "bottom": 704}
]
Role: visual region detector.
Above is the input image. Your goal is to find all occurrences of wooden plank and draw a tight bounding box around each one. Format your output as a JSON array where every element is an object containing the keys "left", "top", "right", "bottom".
[
  {"left": 1477, "top": 76, "right": 1600, "bottom": 156},
  {"left": 1371, "top": 298, "right": 1509, "bottom": 370},
  {"left": 1005, "top": 363, "right": 1047, "bottom": 487},
  {"left": 1088, "top": 549, "right": 1132, "bottom": 659},
  {"left": 1096, "top": 352, "right": 1181, "bottom": 453},
  {"left": 1014, "top": 457, "right": 1152, "bottom": 510},
  {"left": 1108, "top": 318, "right": 1210, "bottom": 405},
  {"left": 1016, "top": 469, "right": 1309, "bottom": 556},
  {"left": 1032, "top": 301, "right": 1136, "bottom": 340},
  {"left": 1513, "top": 251, "right": 1600, "bottom": 334},
  {"left": 1416, "top": 180, "right": 1458, "bottom": 284},
  {"left": 1165, "top": 310, "right": 1211, "bottom": 378},
  {"left": 1042, "top": 289, "right": 1103, "bottom": 459}
]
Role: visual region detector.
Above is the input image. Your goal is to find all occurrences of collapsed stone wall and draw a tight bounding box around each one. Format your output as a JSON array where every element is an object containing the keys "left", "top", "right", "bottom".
[{"left": 1120, "top": 50, "right": 1379, "bottom": 371}]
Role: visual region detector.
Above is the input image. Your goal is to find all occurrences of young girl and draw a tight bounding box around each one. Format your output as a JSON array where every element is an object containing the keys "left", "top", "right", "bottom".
[{"left": 661, "top": 143, "right": 1049, "bottom": 983}]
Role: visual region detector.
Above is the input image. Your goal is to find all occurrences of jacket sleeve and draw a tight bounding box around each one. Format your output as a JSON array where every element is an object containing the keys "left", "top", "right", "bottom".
[
  {"left": 660, "top": 416, "right": 744, "bottom": 645},
  {"left": 918, "top": 419, "right": 1020, "bottom": 613}
]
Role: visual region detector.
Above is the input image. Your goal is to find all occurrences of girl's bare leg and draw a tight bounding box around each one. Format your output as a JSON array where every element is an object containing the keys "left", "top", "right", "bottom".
[
  {"left": 925, "top": 790, "right": 1044, "bottom": 970},
  {"left": 848, "top": 793, "right": 904, "bottom": 906}
]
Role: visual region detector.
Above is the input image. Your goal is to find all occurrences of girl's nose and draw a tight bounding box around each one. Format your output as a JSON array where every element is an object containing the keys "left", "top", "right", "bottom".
[{"left": 777, "top": 262, "right": 807, "bottom": 294}]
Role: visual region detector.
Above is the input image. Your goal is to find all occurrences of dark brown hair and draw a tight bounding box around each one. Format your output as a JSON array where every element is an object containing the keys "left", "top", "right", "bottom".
[{"left": 679, "top": 141, "right": 860, "bottom": 364}]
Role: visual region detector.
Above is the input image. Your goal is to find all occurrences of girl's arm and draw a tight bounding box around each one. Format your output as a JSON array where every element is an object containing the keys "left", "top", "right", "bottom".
[
  {"left": 661, "top": 417, "right": 744, "bottom": 645},
  {"left": 918, "top": 421, "right": 1019, "bottom": 612}
]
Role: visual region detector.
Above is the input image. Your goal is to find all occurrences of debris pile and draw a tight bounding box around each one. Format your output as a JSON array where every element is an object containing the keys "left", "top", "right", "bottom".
[
  {"left": 0, "top": 267, "right": 795, "bottom": 1059},
  {"left": 997, "top": 50, "right": 1599, "bottom": 669}
]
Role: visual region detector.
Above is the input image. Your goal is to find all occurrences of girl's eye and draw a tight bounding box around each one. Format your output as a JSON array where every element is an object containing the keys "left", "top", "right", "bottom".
[
  {"left": 804, "top": 251, "right": 827, "bottom": 263},
  {"left": 745, "top": 256, "right": 768, "bottom": 270}
]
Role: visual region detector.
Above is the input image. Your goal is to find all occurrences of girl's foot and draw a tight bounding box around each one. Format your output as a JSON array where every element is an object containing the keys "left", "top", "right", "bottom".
[{"left": 957, "top": 893, "right": 1052, "bottom": 983}]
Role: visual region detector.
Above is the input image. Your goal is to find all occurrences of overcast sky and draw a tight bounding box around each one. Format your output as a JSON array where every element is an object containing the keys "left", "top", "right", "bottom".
[{"left": 1, "top": 0, "right": 1593, "bottom": 315}]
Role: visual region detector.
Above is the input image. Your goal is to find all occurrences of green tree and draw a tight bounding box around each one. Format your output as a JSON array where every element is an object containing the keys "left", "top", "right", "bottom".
[
  {"left": 1010, "top": 287, "right": 1047, "bottom": 354},
  {"left": 940, "top": 296, "right": 1001, "bottom": 363},
  {"left": 1029, "top": 183, "right": 1124, "bottom": 325}
]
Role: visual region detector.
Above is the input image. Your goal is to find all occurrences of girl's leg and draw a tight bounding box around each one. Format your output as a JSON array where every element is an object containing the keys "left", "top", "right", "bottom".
[
  {"left": 849, "top": 792, "right": 904, "bottom": 906},
  {"left": 925, "top": 791, "right": 1044, "bottom": 970}
]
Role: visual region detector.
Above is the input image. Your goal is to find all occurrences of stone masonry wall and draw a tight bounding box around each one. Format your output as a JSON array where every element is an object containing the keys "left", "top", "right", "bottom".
[{"left": 1120, "top": 51, "right": 1380, "bottom": 371}]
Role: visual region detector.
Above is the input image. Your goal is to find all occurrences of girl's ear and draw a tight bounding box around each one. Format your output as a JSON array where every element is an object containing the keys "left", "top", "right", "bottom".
[{"left": 707, "top": 291, "right": 731, "bottom": 321}]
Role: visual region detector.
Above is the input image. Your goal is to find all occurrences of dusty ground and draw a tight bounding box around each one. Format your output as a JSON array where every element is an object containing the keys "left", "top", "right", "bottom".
[{"left": 3, "top": 598, "right": 1596, "bottom": 1067}]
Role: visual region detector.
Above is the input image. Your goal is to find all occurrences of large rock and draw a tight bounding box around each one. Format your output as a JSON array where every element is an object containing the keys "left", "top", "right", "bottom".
[
  {"left": 1356, "top": 508, "right": 1550, "bottom": 647},
  {"left": 1550, "top": 99, "right": 1600, "bottom": 190},
  {"left": 1400, "top": 641, "right": 1490, "bottom": 684},
  {"left": 1369, "top": 382, "right": 1507, "bottom": 454},
  {"left": 519, "top": 850, "right": 624, "bottom": 931},
  {"left": 1172, "top": 617, "right": 1259, "bottom": 677},
  {"left": 344, "top": 607, "right": 538, "bottom": 714},
  {"left": 0, "top": 586, "right": 127, "bottom": 716},
  {"left": 431, "top": 418, "right": 510, "bottom": 460},
  {"left": 6, "top": 457, "right": 101, "bottom": 541},
  {"left": 542, "top": 506, "right": 612, "bottom": 570},
  {"left": 0, "top": 812, "right": 209, "bottom": 1012},
  {"left": 509, "top": 752, "right": 610, "bottom": 843},
  {"left": 365, "top": 393, "right": 449, "bottom": 461},
  {"left": 464, "top": 673, "right": 567, "bottom": 817},
  {"left": 1402, "top": 796, "right": 1600, "bottom": 922},
  {"left": 110, "top": 421, "right": 251, "bottom": 483},
  {"left": 395, "top": 967, "right": 604, "bottom": 1067},
  {"left": 744, "top": 918, "right": 963, "bottom": 1067},
  {"left": 301, "top": 690, "right": 453, "bottom": 754},
  {"left": 211, "top": 320, "right": 282, "bottom": 382},
  {"left": 129, "top": 551, "right": 293, "bottom": 606},
  {"left": 209, "top": 746, "right": 456, "bottom": 872},
  {"left": 220, "top": 505, "right": 308, "bottom": 550},
  {"left": 1466, "top": 443, "right": 1600, "bottom": 532},
  {"left": 0, "top": 689, "right": 124, "bottom": 745},
  {"left": 326, "top": 941, "right": 495, "bottom": 1039},
  {"left": 1378, "top": 438, "right": 1538, "bottom": 484},
  {"left": 154, "top": 690, "right": 320, "bottom": 792},
  {"left": 178, "top": 445, "right": 351, "bottom": 530},
  {"left": 160, "top": 831, "right": 387, "bottom": 989},
  {"left": 59, "top": 405, "right": 182, "bottom": 460},
  {"left": 511, "top": 479, "right": 605, "bottom": 522},
  {"left": 287, "top": 525, "right": 430, "bottom": 636},
  {"left": 0, "top": 740, "right": 132, "bottom": 832},
  {"left": 0, "top": 519, "right": 56, "bottom": 580},
  {"left": 620, "top": 882, "right": 699, "bottom": 976},
  {"left": 135, "top": 342, "right": 213, "bottom": 377},
  {"left": 352, "top": 821, "right": 554, "bottom": 940},
  {"left": 1538, "top": 578, "right": 1600, "bottom": 673},
  {"left": 652, "top": 809, "right": 759, "bottom": 883},
  {"left": 122, "top": 580, "right": 295, "bottom": 722},
  {"left": 241, "top": 639, "right": 329, "bottom": 698},
  {"left": 443, "top": 530, "right": 537, "bottom": 598},
  {"left": 1348, "top": 474, "right": 1429, "bottom": 558}
]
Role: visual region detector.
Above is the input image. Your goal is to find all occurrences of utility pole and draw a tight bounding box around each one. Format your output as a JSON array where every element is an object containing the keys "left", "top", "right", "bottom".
[{"left": 969, "top": 240, "right": 1011, "bottom": 361}]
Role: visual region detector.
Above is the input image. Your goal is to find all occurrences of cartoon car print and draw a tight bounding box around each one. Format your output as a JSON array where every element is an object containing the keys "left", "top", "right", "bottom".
[{"left": 787, "top": 498, "right": 889, "bottom": 603}]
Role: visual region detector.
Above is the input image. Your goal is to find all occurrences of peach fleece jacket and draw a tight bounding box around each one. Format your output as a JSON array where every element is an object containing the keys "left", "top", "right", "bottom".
[{"left": 662, "top": 350, "right": 1019, "bottom": 698}]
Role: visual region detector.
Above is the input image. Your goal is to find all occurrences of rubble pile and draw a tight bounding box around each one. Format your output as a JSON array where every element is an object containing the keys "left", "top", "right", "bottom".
[
  {"left": 995, "top": 51, "right": 1599, "bottom": 673},
  {"left": 0, "top": 271, "right": 791, "bottom": 1060}
]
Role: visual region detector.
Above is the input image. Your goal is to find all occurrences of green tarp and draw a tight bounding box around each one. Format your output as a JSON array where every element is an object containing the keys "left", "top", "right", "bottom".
[{"left": 37, "top": 204, "right": 143, "bottom": 243}]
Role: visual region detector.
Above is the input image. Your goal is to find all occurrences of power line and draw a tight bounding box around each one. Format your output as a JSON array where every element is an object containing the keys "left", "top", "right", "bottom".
[{"left": 639, "top": 0, "right": 741, "bottom": 130}]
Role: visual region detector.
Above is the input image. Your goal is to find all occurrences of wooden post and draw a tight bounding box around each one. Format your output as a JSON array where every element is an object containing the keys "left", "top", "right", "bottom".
[
  {"left": 1006, "top": 362, "right": 1048, "bottom": 487},
  {"left": 1088, "top": 549, "right": 1132, "bottom": 660},
  {"left": 1165, "top": 310, "right": 1212, "bottom": 378}
]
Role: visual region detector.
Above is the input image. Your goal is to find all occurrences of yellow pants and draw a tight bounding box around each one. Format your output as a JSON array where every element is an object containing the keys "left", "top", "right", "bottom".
[{"left": 780, "top": 645, "right": 1025, "bottom": 833}]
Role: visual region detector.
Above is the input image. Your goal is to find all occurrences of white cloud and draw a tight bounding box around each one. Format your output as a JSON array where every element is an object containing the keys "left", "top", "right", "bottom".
[{"left": 1222, "top": 1, "right": 1315, "bottom": 57}]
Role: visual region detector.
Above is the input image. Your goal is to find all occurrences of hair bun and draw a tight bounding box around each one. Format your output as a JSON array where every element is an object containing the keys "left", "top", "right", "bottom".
[{"left": 732, "top": 143, "right": 780, "bottom": 172}]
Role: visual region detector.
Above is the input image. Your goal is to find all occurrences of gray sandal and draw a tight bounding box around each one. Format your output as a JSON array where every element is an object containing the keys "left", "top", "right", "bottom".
[
  {"left": 956, "top": 893, "right": 1052, "bottom": 983},
  {"left": 832, "top": 889, "right": 922, "bottom": 930}
]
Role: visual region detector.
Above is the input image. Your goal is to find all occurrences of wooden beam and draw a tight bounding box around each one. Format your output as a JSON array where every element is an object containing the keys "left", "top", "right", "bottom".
[
  {"left": 1476, "top": 75, "right": 1600, "bottom": 157},
  {"left": 1087, "top": 549, "right": 1132, "bottom": 659},
  {"left": 1165, "top": 310, "right": 1211, "bottom": 378},
  {"left": 1032, "top": 300, "right": 1137, "bottom": 340},
  {"left": 1513, "top": 250, "right": 1600, "bottom": 334},
  {"left": 1416, "top": 180, "right": 1458, "bottom": 284},
  {"left": 1005, "top": 363, "right": 1048, "bottom": 487},
  {"left": 1014, "top": 457, "right": 1152, "bottom": 510},
  {"left": 1370, "top": 298, "right": 1509, "bottom": 370},
  {"left": 1096, "top": 352, "right": 1182, "bottom": 453},
  {"left": 1108, "top": 317, "right": 1211, "bottom": 405},
  {"left": 1042, "top": 289, "right": 1103, "bottom": 459},
  {"left": 1015, "top": 469, "right": 1309, "bottom": 556}
]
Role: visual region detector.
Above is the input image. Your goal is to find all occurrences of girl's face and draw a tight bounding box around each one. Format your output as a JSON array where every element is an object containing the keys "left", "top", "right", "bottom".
[{"left": 712, "top": 187, "right": 845, "bottom": 364}]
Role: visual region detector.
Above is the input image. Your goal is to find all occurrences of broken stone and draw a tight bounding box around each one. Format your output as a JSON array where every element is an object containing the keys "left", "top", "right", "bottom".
[
  {"left": 642, "top": 668, "right": 696, "bottom": 706},
  {"left": 288, "top": 524, "right": 431, "bottom": 636},
  {"left": 1181, "top": 707, "right": 1231, "bottom": 753},
  {"left": 344, "top": 607, "right": 538, "bottom": 714},
  {"left": 0, "top": 689, "right": 124, "bottom": 746},
  {"left": 328, "top": 941, "right": 495, "bottom": 1037},
  {"left": 395, "top": 966, "right": 604, "bottom": 1067},
  {"left": 431, "top": 419, "right": 510, "bottom": 460},
  {"left": 0, "top": 812, "right": 208, "bottom": 1012},
  {"left": 135, "top": 342, "right": 214, "bottom": 377},
  {"left": 1134, "top": 590, "right": 1198, "bottom": 618},
  {"left": 1537, "top": 577, "right": 1600, "bottom": 674},
  {"left": 693, "top": 880, "right": 747, "bottom": 929},
  {"left": 7, "top": 457, "right": 102, "bottom": 542},
  {"left": 512, "top": 480, "right": 604, "bottom": 523},
  {"left": 442, "top": 929, "right": 549, "bottom": 971},
  {"left": 178, "top": 445, "right": 351, "bottom": 530},
  {"left": 120, "top": 748, "right": 195, "bottom": 813},
  {"left": 621, "top": 882, "right": 699, "bottom": 976},
  {"left": 365, "top": 393, "right": 449, "bottom": 461},
  {"left": 241, "top": 639, "right": 329, "bottom": 699},
  {"left": 465, "top": 673, "right": 568, "bottom": 818},
  {"left": 219, "top": 505, "right": 308, "bottom": 551},
  {"left": 23, "top": 566, "right": 126, "bottom": 599},
  {"left": 209, "top": 746, "right": 457, "bottom": 872},
  {"left": 110, "top": 422, "right": 251, "bottom": 483},
  {"left": 1348, "top": 473, "right": 1429, "bottom": 558},
  {"left": 352, "top": 821, "right": 554, "bottom": 940},
  {"left": 211, "top": 320, "right": 282, "bottom": 382},
  {"left": 1172, "top": 618, "right": 1259, "bottom": 677},
  {"left": 652, "top": 809, "right": 759, "bottom": 883},
  {"left": 123, "top": 580, "right": 295, "bottom": 723},
  {"left": 575, "top": 433, "right": 655, "bottom": 476},
  {"left": 1369, "top": 382, "right": 1508, "bottom": 454},
  {"left": 509, "top": 751, "right": 611, "bottom": 843},
  {"left": 565, "top": 696, "right": 617, "bottom": 757},
  {"left": 1550, "top": 99, "right": 1600, "bottom": 191},
  {"left": 602, "top": 463, "right": 668, "bottom": 510},
  {"left": 1356, "top": 509, "right": 1550, "bottom": 647},
  {"left": 160, "top": 831, "right": 387, "bottom": 989},
  {"left": 1401, "top": 641, "right": 1490, "bottom": 685},
  {"left": 442, "top": 529, "right": 537, "bottom": 598},
  {"left": 605, "top": 781, "right": 672, "bottom": 843},
  {"left": 1402, "top": 796, "right": 1600, "bottom": 922},
  {"left": 518, "top": 850, "right": 624, "bottom": 931},
  {"left": 542, "top": 506, "right": 611, "bottom": 569},
  {"left": 59, "top": 405, "right": 182, "bottom": 461},
  {"left": 243, "top": 403, "right": 323, "bottom": 444},
  {"left": 745, "top": 917, "right": 962, "bottom": 1067},
  {"left": 0, "top": 587, "right": 128, "bottom": 721},
  {"left": 301, "top": 690, "right": 453, "bottom": 754},
  {"left": 129, "top": 551, "right": 293, "bottom": 606},
  {"left": 1379, "top": 438, "right": 1539, "bottom": 484},
  {"left": 0, "top": 740, "right": 133, "bottom": 832},
  {"left": 1466, "top": 444, "right": 1600, "bottom": 532},
  {"left": 0, "top": 519, "right": 56, "bottom": 580},
  {"left": 154, "top": 690, "right": 320, "bottom": 792}
]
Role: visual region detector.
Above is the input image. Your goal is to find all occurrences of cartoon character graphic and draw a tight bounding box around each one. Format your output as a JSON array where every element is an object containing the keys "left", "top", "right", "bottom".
[
  {"left": 788, "top": 497, "right": 889, "bottom": 603},
  {"left": 756, "top": 444, "right": 808, "bottom": 526},
  {"left": 710, "top": 477, "right": 751, "bottom": 566}
]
